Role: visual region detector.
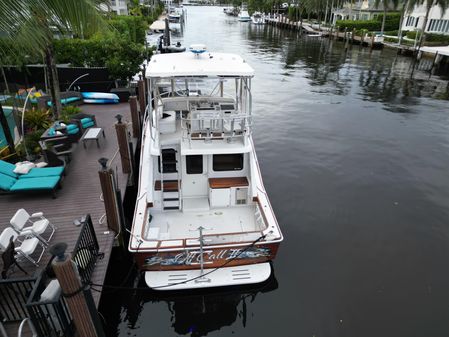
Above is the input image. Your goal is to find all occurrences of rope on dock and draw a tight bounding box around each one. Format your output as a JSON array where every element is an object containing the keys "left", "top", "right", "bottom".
[{"left": 87, "top": 233, "right": 269, "bottom": 291}]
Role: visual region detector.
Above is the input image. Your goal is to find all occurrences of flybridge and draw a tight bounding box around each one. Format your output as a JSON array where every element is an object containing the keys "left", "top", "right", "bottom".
[{"left": 146, "top": 51, "right": 255, "bottom": 78}]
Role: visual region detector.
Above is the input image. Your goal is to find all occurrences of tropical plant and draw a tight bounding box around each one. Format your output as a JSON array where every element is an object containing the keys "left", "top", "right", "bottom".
[
  {"left": 54, "top": 32, "right": 145, "bottom": 83},
  {"left": 23, "top": 108, "right": 52, "bottom": 131},
  {"left": 15, "top": 130, "right": 44, "bottom": 158},
  {"left": 0, "top": 0, "right": 108, "bottom": 119},
  {"left": 60, "top": 105, "right": 81, "bottom": 123}
]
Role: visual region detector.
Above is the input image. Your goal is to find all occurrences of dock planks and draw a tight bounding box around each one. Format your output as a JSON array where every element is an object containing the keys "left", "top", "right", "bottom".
[{"left": 0, "top": 102, "right": 135, "bottom": 336}]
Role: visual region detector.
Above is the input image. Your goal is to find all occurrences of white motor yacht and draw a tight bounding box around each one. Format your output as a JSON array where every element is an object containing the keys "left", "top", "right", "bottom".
[{"left": 130, "top": 45, "right": 283, "bottom": 290}]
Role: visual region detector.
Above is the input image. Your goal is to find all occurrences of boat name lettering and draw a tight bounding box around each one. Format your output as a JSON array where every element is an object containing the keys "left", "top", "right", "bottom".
[{"left": 144, "top": 247, "right": 271, "bottom": 266}]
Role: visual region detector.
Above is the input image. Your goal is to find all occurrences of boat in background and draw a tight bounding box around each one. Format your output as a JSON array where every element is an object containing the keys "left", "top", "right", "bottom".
[
  {"left": 81, "top": 92, "right": 119, "bottom": 104},
  {"left": 238, "top": 4, "right": 251, "bottom": 22},
  {"left": 224, "top": 7, "right": 239, "bottom": 16},
  {"left": 168, "top": 7, "right": 185, "bottom": 33},
  {"left": 129, "top": 45, "right": 283, "bottom": 290},
  {"left": 251, "top": 12, "right": 265, "bottom": 25}
]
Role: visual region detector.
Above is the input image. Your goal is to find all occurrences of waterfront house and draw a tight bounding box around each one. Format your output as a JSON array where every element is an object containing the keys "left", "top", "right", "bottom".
[
  {"left": 331, "top": 0, "right": 396, "bottom": 24},
  {"left": 402, "top": 3, "right": 449, "bottom": 35}
]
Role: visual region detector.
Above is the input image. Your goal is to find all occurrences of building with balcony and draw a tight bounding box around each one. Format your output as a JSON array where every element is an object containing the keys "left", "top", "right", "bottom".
[{"left": 110, "top": 0, "right": 129, "bottom": 15}]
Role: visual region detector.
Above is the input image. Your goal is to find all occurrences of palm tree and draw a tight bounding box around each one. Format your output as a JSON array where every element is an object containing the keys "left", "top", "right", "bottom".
[
  {"left": 0, "top": 0, "right": 107, "bottom": 118},
  {"left": 374, "top": 0, "right": 400, "bottom": 35},
  {"left": 397, "top": 0, "right": 410, "bottom": 45},
  {"left": 409, "top": 0, "right": 449, "bottom": 50}
]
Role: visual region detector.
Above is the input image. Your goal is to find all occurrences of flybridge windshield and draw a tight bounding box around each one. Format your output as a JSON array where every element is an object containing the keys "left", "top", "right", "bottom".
[
  {"left": 151, "top": 76, "right": 252, "bottom": 103},
  {"left": 149, "top": 75, "right": 253, "bottom": 118},
  {"left": 154, "top": 77, "right": 247, "bottom": 99}
]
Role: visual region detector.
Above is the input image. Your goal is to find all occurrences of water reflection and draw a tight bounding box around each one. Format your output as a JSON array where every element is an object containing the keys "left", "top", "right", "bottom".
[
  {"left": 160, "top": 275, "right": 278, "bottom": 336},
  {"left": 101, "top": 269, "right": 278, "bottom": 337},
  {"left": 240, "top": 22, "right": 449, "bottom": 105},
  {"left": 101, "top": 7, "right": 449, "bottom": 337}
]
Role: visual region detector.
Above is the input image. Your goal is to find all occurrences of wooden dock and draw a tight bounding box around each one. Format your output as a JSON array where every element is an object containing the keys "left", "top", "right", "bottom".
[
  {"left": 0, "top": 102, "right": 135, "bottom": 335},
  {"left": 265, "top": 15, "right": 383, "bottom": 48}
]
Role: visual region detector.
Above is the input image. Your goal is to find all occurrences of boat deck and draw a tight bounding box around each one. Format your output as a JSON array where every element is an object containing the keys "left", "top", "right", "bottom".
[
  {"left": 158, "top": 112, "right": 250, "bottom": 154},
  {"left": 145, "top": 203, "right": 259, "bottom": 241}
]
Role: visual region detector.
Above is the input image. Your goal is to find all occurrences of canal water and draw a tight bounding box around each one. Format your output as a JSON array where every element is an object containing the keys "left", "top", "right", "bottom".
[{"left": 99, "top": 6, "right": 449, "bottom": 337}]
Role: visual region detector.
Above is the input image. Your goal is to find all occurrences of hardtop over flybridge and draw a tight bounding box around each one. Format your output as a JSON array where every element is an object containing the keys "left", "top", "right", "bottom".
[{"left": 129, "top": 45, "right": 283, "bottom": 290}]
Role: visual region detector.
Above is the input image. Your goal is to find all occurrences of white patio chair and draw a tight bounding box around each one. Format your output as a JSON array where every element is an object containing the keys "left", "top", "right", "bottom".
[
  {"left": 10, "top": 209, "right": 56, "bottom": 246},
  {"left": 0, "top": 227, "right": 45, "bottom": 267}
]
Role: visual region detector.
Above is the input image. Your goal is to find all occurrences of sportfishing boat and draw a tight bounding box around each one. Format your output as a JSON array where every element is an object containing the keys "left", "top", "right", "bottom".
[
  {"left": 168, "top": 7, "right": 185, "bottom": 33},
  {"left": 251, "top": 12, "right": 265, "bottom": 25},
  {"left": 238, "top": 4, "right": 251, "bottom": 22},
  {"left": 130, "top": 44, "right": 283, "bottom": 290}
]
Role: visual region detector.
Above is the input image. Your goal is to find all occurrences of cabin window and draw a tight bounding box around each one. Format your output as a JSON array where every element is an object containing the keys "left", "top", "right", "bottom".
[
  {"left": 158, "top": 149, "right": 177, "bottom": 173},
  {"left": 213, "top": 154, "right": 243, "bottom": 171},
  {"left": 186, "top": 155, "right": 203, "bottom": 174}
]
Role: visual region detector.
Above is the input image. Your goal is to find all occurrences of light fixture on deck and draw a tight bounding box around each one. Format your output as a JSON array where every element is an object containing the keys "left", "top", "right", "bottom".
[
  {"left": 115, "top": 114, "right": 123, "bottom": 123},
  {"left": 98, "top": 157, "right": 108, "bottom": 170},
  {"left": 49, "top": 242, "right": 68, "bottom": 262}
]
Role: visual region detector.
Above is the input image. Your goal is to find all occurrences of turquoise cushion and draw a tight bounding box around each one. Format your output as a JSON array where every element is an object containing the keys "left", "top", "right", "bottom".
[
  {"left": 80, "top": 117, "right": 92, "bottom": 125},
  {"left": 0, "top": 172, "right": 16, "bottom": 190},
  {"left": 66, "top": 124, "right": 77, "bottom": 131},
  {"left": 65, "top": 97, "right": 80, "bottom": 103},
  {"left": 48, "top": 128, "right": 56, "bottom": 136},
  {"left": 67, "top": 127, "right": 79, "bottom": 135},
  {"left": 81, "top": 121, "right": 94, "bottom": 128},
  {"left": 10, "top": 176, "right": 59, "bottom": 191},
  {"left": 19, "top": 166, "right": 64, "bottom": 178},
  {"left": 0, "top": 160, "right": 18, "bottom": 178}
]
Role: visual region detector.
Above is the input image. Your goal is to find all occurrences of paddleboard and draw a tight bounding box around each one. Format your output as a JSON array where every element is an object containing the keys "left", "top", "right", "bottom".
[
  {"left": 82, "top": 92, "right": 120, "bottom": 100},
  {"left": 83, "top": 99, "right": 119, "bottom": 104}
]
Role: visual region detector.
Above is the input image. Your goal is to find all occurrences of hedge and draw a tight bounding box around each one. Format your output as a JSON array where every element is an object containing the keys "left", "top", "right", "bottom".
[
  {"left": 405, "top": 31, "right": 449, "bottom": 44},
  {"left": 423, "top": 33, "right": 449, "bottom": 44},
  {"left": 336, "top": 13, "right": 400, "bottom": 32},
  {"left": 54, "top": 34, "right": 145, "bottom": 81}
]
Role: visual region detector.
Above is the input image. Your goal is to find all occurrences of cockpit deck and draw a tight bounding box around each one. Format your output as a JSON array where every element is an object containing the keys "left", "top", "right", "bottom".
[{"left": 144, "top": 203, "right": 263, "bottom": 242}]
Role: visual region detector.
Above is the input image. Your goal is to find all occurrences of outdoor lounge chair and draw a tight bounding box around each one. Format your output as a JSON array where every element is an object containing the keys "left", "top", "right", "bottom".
[
  {"left": 0, "top": 227, "right": 45, "bottom": 267},
  {"left": 0, "top": 172, "right": 61, "bottom": 198},
  {"left": 10, "top": 209, "right": 56, "bottom": 246},
  {"left": 0, "top": 159, "right": 64, "bottom": 179}
]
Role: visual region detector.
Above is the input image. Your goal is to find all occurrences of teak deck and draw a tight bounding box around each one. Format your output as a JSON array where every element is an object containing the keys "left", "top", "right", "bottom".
[
  {"left": 0, "top": 103, "right": 134, "bottom": 334},
  {"left": 208, "top": 177, "right": 249, "bottom": 189},
  {"left": 155, "top": 180, "right": 179, "bottom": 191}
]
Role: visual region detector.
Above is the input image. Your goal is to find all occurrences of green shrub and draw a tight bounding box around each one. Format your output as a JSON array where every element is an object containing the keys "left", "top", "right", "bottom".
[
  {"left": 54, "top": 33, "right": 146, "bottom": 81},
  {"left": 60, "top": 105, "right": 81, "bottom": 123},
  {"left": 336, "top": 19, "right": 380, "bottom": 32},
  {"left": 109, "top": 16, "right": 147, "bottom": 45},
  {"left": 375, "top": 12, "right": 401, "bottom": 23},
  {"left": 406, "top": 31, "right": 418, "bottom": 39},
  {"left": 336, "top": 13, "right": 400, "bottom": 32},
  {"left": 23, "top": 108, "right": 51, "bottom": 131},
  {"left": 15, "top": 130, "right": 44, "bottom": 157},
  {"left": 405, "top": 31, "right": 449, "bottom": 44},
  {"left": 424, "top": 33, "right": 449, "bottom": 44}
]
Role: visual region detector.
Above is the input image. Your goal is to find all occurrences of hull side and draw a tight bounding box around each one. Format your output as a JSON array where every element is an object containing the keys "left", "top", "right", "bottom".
[{"left": 135, "top": 242, "right": 280, "bottom": 271}]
